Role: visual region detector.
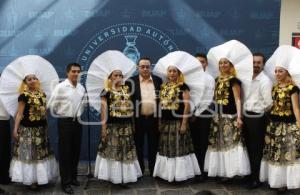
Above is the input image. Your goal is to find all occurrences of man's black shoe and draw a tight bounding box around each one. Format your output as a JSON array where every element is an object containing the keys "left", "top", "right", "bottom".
[
  {"left": 0, "top": 188, "right": 6, "bottom": 194},
  {"left": 62, "top": 185, "right": 74, "bottom": 194},
  {"left": 247, "top": 180, "right": 262, "bottom": 189},
  {"left": 193, "top": 175, "right": 207, "bottom": 183},
  {"left": 71, "top": 180, "right": 80, "bottom": 186}
]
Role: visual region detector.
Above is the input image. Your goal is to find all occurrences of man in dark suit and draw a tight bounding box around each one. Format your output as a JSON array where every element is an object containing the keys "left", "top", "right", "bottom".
[
  {"left": 0, "top": 74, "right": 11, "bottom": 186},
  {"left": 0, "top": 188, "right": 6, "bottom": 194},
  {"left": 128, "top": 57, "right": 162, "bottom": 176}
]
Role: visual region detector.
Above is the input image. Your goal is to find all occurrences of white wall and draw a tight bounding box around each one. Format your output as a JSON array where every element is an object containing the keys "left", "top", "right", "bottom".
[{"left": 279, "top": 0, "right": 300, "bottom": 45}]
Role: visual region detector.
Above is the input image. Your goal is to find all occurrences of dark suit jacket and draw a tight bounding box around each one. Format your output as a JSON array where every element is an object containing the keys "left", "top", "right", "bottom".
[{"left": 126, "top": 74, "right": 162, "bottom": 118}]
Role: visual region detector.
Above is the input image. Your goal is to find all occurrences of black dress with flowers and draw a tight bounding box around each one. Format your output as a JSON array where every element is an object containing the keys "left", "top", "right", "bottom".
[
  {"left": 100, "top": 85, "right": 134, "bottom": 124},
  {"left": 18, "top": 91, "right": 47, "bottom": 127},
  {"left": 260, "top": 84, "right": 300, "bottom": 189},
  {"left": 94, "top": 85, "right": 142, "bottom": 184},
  {"left": 214, "top": 75, "right": 240, "bottom": 114},
  {"left": 263, "top": 83, "right": 300, "bottom": 163},
  {"left": 269, "top": 84, "right": 299, "bottom": 123},
  {"left": 204, "top": 75, "right": 250, "bottom": 178},
  {"left": 153, "top": 82, "right": 200, "bottom": 182},
  {"left": 13, "top": 91, "right": 54, "bottom": 161},
  {"left": 158, "top": 82, "right": 194, "bottom": 157},
  {"left": 160, "top": 83, "right": 189, "bottom": 120},
  {"left": 10, "top": 90, "right": 58, "bottom": 185},
  {"left": 260, "top": 83, "right": 300, "bottom": 189},
  {"left": 97, "top": 85, "right": 137, "bottom": 162},
  {"left": 208, "top": 75, "right": 243, "bottom": 149}
]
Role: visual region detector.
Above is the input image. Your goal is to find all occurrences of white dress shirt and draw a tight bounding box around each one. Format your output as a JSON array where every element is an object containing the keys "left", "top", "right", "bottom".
[
  {"left": 244, "top": 71, "right": 273, "bottom": 114},
  {"left": 47, "top": 79, "right": 86, "bottom": 118},
  {"left": 0, "top": 98, "right": 9, "bottom": 120},
  {"left": 194, "top": 73, "right": 215, "bottom": 116}
]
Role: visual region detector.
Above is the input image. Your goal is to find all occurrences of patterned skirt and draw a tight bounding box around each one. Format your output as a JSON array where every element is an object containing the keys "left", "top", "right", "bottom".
[
  {"left": 94, "top": 120, "right": 142, "bottom": 184},
  {"left": 204, "top": 114, "right": 250, "bottom": 177},
  {"left": 153, "top": 119, "right": 200, "bottom": 182},
  {"left": 10, "top": 125, "right": 58, "bottom": 185},
  {"left": 260, "top": 121, "right": 300, "bottom": 189}
]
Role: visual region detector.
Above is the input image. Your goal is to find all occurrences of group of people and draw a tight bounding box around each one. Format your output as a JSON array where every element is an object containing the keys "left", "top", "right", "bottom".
[{"left": 0, "top": 40, "right": 300, "bottom": 194}]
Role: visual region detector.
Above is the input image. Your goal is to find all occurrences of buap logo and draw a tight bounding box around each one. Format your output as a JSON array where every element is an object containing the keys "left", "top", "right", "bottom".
[{"left": 123, "top": 35, "right": 140, "bottom": 64}]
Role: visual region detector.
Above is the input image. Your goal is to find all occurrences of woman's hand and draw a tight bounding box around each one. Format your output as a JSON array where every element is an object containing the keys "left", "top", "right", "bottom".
[
  {"left": 296, "top": 121, "right": 300, "bottom": 129},
  {"left": 179, "top": 122, "right": 187, "bottom": 134},
  {"left": 101, "top": 127, "right": 107, "bottom": 141},
  {"left": 12, "top": 129, "right": 19, "bottom": 141},
  {"left": 237, "top": 117, "right": 243, "bottom": 129}
]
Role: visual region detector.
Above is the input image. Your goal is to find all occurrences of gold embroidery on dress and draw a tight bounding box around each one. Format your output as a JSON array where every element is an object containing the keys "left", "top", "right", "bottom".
[
  {"left": 22, "top": 90, "right": 47, "bottom": 121},
  {"left": 208, "top": 114, "right": 243, "bottom": 151},
  {"left": 109, "top": 85, "right": 133, "bottom": 117},
  {"left": 215, "top": 75, "right": 234, "bottom": 105},
  {"left": 271, "top": 83, "right": 295, "bottom": 117},
  {"left": 13, "top": 126, "right": 54, "bottom": 163},
  {"left": 263, "top": 121, "right": 300, "bottom": 165},
  {"left": 98, "top": 122, "right": 137, "bottom": 162},
  {"left": 159, "top": 82, "right": 182, "bottom": 110}
]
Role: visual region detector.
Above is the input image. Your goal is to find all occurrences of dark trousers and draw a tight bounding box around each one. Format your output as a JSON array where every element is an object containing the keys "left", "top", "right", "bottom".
[
  {"left": 243, "top": 112, "right": 267, "bottom": 182},
  {"left": 134, "top": 115, "right": 159, "bottom": 175},
  {"left": 0, "top": 120, "right": 11, "bottom": 184},
  {"left": 190, "top": 114, "right": 212, "bottom": 175},
  {"left": 58, "top": 118, "right": 82, "bottom": 186}
]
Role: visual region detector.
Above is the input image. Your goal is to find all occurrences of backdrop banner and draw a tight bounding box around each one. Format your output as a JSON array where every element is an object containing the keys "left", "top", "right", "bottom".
[{"left": 0, "top": 0, "right": 280, "bottom": 160}]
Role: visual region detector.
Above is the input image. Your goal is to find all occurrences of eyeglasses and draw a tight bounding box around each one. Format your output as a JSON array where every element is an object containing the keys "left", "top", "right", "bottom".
[{"left": 139, "top": 65, "right": 150, "bottom": 69}]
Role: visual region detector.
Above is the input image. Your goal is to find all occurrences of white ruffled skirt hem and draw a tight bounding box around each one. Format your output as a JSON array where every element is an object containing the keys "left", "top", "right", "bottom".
[
  {"left": 204, "top": 145, "right": 250, "bottom": 177},
  {"left": 94, "top": 155, "right": 142, "bottom": 184},
  {"left": 153, "top": 153, "right": 201, "bottom": 182},
  {"left": 9, "top": 157, "right": 58, "bottom": 185},
  {"left": 260, "top": 160, "right": 300, "bottom": 189}
]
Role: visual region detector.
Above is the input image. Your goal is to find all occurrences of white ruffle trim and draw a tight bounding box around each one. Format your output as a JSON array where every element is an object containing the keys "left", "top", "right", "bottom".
[
  {"left": 204, "top": 145, "right": 250, "bottom": 177},
  {"left": 260, "top": 160, "right": 300, "bottom": 189},
  {"left": 9, "top": 157, "right": 58, "bottom": 185},
  {"left": 153, "top": 153, "right": 201, "bottom": 182},
  {"left": 94, "top": 155, "right": 142, "bottom": 184}
]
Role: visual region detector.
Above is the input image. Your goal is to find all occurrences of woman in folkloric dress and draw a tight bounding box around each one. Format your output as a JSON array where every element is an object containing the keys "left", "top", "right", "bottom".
[
  {"left": 152, "top": 51, "right": 212, "bottom": 182},
  {"left": 0, "top": 55, "right": 59, "bottom": 190},
  {"left": 94, "top": 70, "right": 142, "bottom": 184},
  {"left": 153, "top": 66, "right": 200, "bottom": 182},
  {"left": 10, "top": 75, "right": 58, "bottom": 189},
  {"left": 260, "top": 45, "right": 300, "bottom": 192},
  {"left": 204, "top": 40, "right": 251, "bottom": 180},
  {"left": 87, "top": 51, "right": 142, "bottom": 185}
]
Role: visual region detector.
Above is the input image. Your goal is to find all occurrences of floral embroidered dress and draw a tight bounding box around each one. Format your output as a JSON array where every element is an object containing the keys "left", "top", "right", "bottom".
[
  {"left": 153, "top": 82, "right": 200, "bottom": 182},
  {"left": 204, "top": 75, "right": 250, "bottom": 177},
  {"left": 260, "top": 83, "right": 300, "bottom": 189},
  {"left": 10, "top": 90, "right": 58, "bottom": 185},
  {"left": 94, "top": 85, "right": 142, "bottom": 184}
]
